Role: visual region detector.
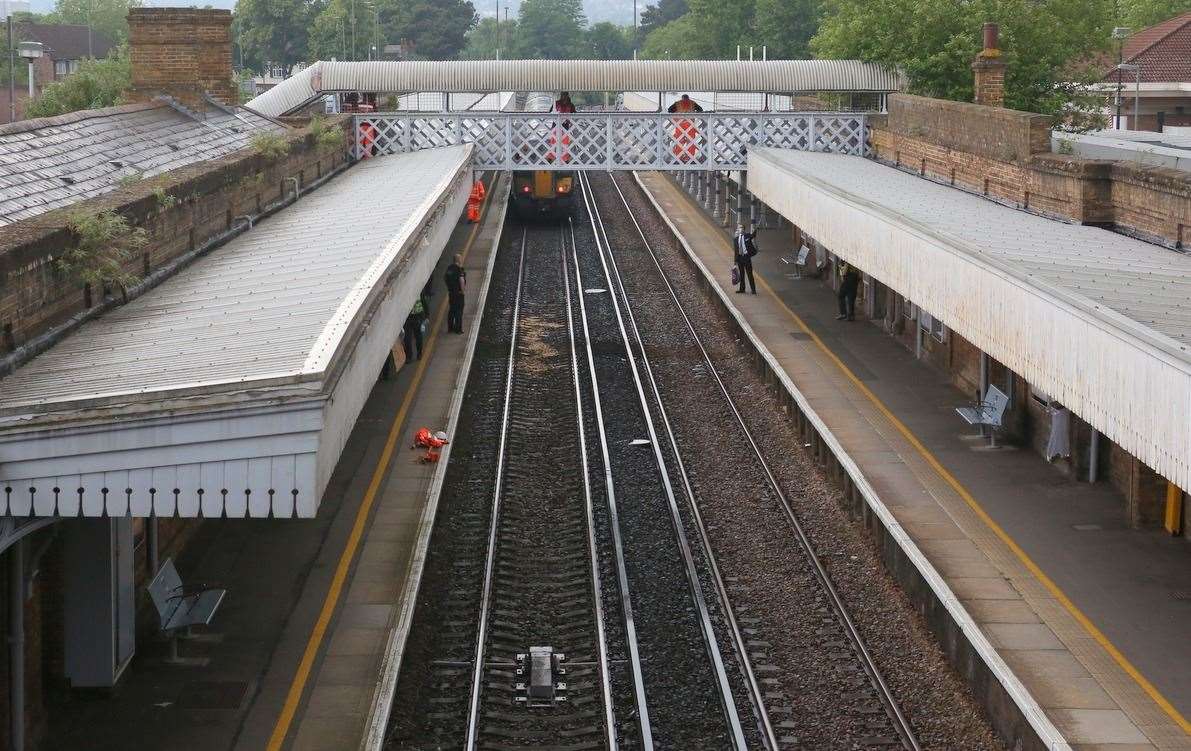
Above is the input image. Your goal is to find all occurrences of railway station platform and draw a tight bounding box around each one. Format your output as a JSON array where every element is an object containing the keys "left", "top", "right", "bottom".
[
  {"left": 638, "top": 170, "right": 1191, "bottom": 750},
  {"left": 34, "top": 172, "right": 508, "bottom": 751}
]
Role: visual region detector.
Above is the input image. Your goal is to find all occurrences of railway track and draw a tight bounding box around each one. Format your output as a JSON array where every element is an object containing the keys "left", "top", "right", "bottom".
[
  {"left": 386, "top": 171, "right": 927, "bottom": 751},
  {"left": 579, "top": 169, "right": 924, "bottom": 751}
]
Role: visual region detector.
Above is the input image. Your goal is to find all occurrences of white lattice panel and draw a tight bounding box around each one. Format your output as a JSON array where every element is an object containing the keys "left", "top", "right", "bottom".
[{"left": 355, "top": 113, "right": 868, "bottom": 168}]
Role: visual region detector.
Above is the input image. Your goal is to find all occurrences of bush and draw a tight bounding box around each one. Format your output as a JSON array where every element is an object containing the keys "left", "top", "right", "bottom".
[
  {"left": 56, "top": 209, "right": 146, "bottom": 298},
  {"left": 309, "top": 115, "right": 345, "bottom": 153},
  {"left": 250, "top": 130, "right": 291, "bottom": 159},
  {"left": 25, "top": 48, "right": 131, "bottom": 118}
]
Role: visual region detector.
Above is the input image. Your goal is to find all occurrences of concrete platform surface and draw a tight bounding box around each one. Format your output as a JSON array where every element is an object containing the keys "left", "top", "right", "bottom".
[{"left": 639, "top": 170, "right": 1191, "bottom": 750}]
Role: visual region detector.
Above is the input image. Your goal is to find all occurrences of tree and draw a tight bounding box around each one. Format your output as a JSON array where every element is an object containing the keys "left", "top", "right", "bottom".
[
  {"left": 753, "top": 0, "right": 818, "bottom": 58},
  {"left": 639, "top": 0, "right": 687, "bottom": 37},
  {"left": 586, "top": 21, "right": 632, "bottom": 58},
  {"left": 685, "top": 0, "right": 755, "bottom": 56},
  {"left": 403, "top": 0, "right": 477, "bottom": 59},
  {"left": 811, "top": 0, "right": 1116, "bottom": 116},
  {"left": 46, "top": 0, "right": 141, "bottom": 44},
  {"left": 1120, "top": 0, "right": 1191, "bottom": 29},
  {"left": 640, "top": 13, "right": 710, "bottom": 58},
  {"left": 25, "top": 48, "right": 130, "bottom": 117},
  {"left": 232, "top": 0, "right": 319, "bottom": 71},
  {"left": 462, "top": 17, "right": 519, "bottom": 59},
  {"left": 515, "top": 0, "right": 586, "bottom": 58}
]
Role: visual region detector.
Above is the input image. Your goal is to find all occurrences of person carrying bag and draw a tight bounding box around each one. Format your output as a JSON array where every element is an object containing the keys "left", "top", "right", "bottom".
[{"left": 733, "top": 226, "right": 758, "bottom": 294}]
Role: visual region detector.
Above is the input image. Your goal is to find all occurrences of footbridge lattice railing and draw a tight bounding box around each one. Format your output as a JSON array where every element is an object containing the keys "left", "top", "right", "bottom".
[{"left": 353, "top": 112, "right": 868, "bottom": 169}]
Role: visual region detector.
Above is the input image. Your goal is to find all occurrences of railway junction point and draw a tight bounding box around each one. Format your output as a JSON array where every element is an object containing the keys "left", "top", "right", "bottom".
[{"left": 0, "top": 8, "right": 1187, "bottom": 751}]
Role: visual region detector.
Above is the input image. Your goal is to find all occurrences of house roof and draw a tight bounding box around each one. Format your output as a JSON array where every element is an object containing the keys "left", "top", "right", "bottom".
[
  {"left": 17, "top": 23, "right": 116, "bottom": 61},
  {"left": 0, "top": 101, "right": 283, "bottom": 226},
  {"left": 1105, "top": 11, "right": 1191, "bottom": 84}
]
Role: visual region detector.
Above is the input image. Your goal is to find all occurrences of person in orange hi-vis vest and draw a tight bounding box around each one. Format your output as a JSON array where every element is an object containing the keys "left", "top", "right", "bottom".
[
  {"left": 466, "top": 179, "right": 486, "bottom": 222},
  {"left": 548, "top": 92, "right": 577, "bottom": 163},
  {"left": 667, "top": 94, "right": 704, "bottom": 162},
  {"left": 358, "top": 121, "right": 377, "bottom": 158}
]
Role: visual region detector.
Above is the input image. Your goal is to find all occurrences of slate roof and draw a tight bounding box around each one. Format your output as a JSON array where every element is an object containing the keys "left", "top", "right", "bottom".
[
  {"left": 17, "top": 23, "right": 116, "bottom": 61},
  {"left": 1105, "top": 11, "right": 1191, "bottom": 84},
  {"left": 0, "top": 101, "right": 284, "bottom": 226}
]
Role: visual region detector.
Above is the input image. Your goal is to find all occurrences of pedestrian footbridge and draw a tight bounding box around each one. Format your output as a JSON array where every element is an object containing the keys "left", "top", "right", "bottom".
[
  {"left": 354, "top": 111, "right": 870, "bottom": 169},
  {"left": 0, "top": 146, "right": 473, "bottom": 519}
]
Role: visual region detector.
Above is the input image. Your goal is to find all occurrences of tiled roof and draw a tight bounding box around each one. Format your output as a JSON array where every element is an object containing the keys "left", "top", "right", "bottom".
[
  {"left": 17, "top": 23, "right": 116, "bottom": 61},
  {"left": 1104, "top": 11, "right": 1191, "bottom": 84},
  {"left": 0, "top": 102, "right": 283, "bottom": 226}
]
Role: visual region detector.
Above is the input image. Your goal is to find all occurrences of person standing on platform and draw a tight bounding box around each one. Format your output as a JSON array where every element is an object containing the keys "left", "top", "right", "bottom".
[
  {"left": 445, "top": 254, "right": 467, "bottom": 334},
  {"left": 836, "top": 261, "right": 861, "bottom": 320},
  {"left": 403, "top": 297, "right": 426, "bottom": 361},
  {"left": 734, "top": 226, "right": 758, "bottom": 294}
]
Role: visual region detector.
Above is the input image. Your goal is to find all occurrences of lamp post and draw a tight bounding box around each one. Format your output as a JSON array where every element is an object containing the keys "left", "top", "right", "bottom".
[
  {"left": 1111, "top": 26, "right": 1130, "bottom": 129},
  {"left": 17, "top": 41, "right": 42, "bottom": 100},
  {"left": 1116, "top": 62, "right": 1141, "bottom": 130}
]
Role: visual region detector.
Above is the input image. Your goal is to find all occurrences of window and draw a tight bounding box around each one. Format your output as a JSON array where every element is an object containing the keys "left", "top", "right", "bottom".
[
  {"left": 903, "top": 298, "right": 916, "bottom": 321},
  {"left": 53, "top": 59, "right": 78, "bottom": 79}
]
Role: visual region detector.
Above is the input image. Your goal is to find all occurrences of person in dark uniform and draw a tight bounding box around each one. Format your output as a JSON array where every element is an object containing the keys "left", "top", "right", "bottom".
[
  {"left": 444, "top": 254, "right": 467, "bottom": 334},
  {"left": 403, "top": 297, "right": 426, "bottom": 360},
  {"left": 836, "top": 261, "right": 861, "bottom": 320},
  {"left": 733, "top": 226, "right": 757, "bottom": 294}
]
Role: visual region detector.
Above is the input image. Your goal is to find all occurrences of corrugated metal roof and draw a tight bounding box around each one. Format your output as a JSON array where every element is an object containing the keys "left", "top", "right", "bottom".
[
  {"left": 0, "top": 102, "right": 283, "bottom": 226},
  {"left": 248, "top": 59, "right": 906, "bottom": 117},
  {"left": 0, "top": 145, "right": 473, "bottom": 414},
  {"left": 749, "top": 147, "right": 1191, "bottom": 494}
]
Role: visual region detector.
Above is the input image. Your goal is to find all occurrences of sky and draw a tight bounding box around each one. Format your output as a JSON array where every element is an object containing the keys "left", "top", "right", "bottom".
[{"left": 27, "top": 0, "right": 641, "bottom": 25}]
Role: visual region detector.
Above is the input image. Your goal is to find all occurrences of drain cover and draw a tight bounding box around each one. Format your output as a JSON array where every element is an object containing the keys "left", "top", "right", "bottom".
[{"left": 178, "top": 680, "right": 249, "bottom": 710}]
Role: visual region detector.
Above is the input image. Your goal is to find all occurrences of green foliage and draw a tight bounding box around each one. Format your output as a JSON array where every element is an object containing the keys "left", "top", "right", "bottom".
[
  {"left": 1120, "top": 0, "right": 1191, "bottom": 29},
  {"left": 25, "top": 48, "right": 131, "bottom": 118},
  {"left": 462, "top": 17, "right": 512, "bottom": 59},
  {"left": 641, "top": 14, "right": 709, "bottom": 58},
  {"left": 250, "top": 130, "right": 291, "bottom": 159},
  {"left": 810, "top": 0, "right": 1122, "bottom": 117},
  {"left": 303, "top": 0, "right": 477, "bottom": 63},
  {"left": 47, "top": 0, "right": 141, "bottom": 44},
  {"left": 56, "top": 210, "right": 146, "bottom": 295},
  {"left": 309, "top": 115, "right": 345, "bottom": 152},
  {"left": 515, "top": 0, "right": 586, "bottom": 58},
  {"left": 586, "top": 21, "right": 633, "bottom": 59},
  {"left": 117, "top": 171, "right": 143, "bottom": 186},
  {"left": 639, "top": 0, "right": 688, "bottom": 37},
  {"left": 151, "top": 186, "right": 177, "bottom": 211},
  {"left": 233, "top": 0, "right": 317, "bottom": 70},
  {"left": 753, "top": 0, "right": 819, "bottom": 59}
]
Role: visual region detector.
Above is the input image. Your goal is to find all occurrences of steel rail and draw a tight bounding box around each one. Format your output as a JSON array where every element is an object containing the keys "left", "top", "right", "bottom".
[
  {"left": 559, "top": 225, "right": 619, "bottom": 751},
  {"left": 463, "top": 229, "right": 528, "bottom": 751},
  {"left": 607, "top": 172, "right": 923, "bottom": 751},
  {"left": 577, "top": 172, "right": 749, "bottom": 751},
  {"left": 585, "top": 171, "right": 782, "bottom": 750},
  {"left": 567, "top": 217, "right": 655, "bottom": 750}
]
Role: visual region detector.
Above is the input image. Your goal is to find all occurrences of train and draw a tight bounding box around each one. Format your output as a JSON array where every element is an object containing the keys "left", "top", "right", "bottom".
[{"left": 510, "top": 92, "right": 576, "bottom": 220}]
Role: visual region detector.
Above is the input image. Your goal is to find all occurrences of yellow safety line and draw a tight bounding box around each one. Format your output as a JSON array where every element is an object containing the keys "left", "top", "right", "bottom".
[
  {"left": 675, "top": 178, "right": 1191, "bottom": 736},
  {"left": 266, "top": 181, "right": 495, "bottom": 751}
]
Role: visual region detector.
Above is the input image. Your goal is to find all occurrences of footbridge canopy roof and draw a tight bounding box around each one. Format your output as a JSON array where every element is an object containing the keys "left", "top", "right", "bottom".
[
  {"left": 748, "top": 147, "right": 1191, "bottom": 493},
  {"left": 247, "top": 59, "right": 906, "bottom": 118},
  {"left": 0, "top": 145, "right": 473, "bottom": 519}
]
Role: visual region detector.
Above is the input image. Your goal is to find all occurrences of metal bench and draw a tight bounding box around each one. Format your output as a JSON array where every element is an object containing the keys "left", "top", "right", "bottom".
[
  {"left": 956, "top": 384, "right": 1010, "bottom": 447},
  {"left": 148, "top": 558, "right": 225, "bottom": 666}
]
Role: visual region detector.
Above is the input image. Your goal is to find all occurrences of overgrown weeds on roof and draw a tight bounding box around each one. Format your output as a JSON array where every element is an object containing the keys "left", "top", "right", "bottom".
[
  {"left": 309, "top": 116, "right": 345, "bottom": 154},
  {"left": 151, "top": 186, "right": 177, "bottom": 212},
  {"left": 250, "top": 131, "right": 291, "bottom": 159},
  {"left": 56, "top": 210, "right": 146, "bottom": 299}
]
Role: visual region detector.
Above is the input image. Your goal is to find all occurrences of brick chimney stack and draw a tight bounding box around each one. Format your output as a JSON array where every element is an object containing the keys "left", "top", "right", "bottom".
[
  {"left": 127, "top": 8, "right": 237, "bottom": 111},
  {"left": 971, "top": 22, "right": 1006, "bottom": 107}
]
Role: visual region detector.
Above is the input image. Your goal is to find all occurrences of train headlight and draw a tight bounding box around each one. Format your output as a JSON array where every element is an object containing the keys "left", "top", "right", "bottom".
[{"left": 556, "top": 178, "right": 572, "bottom": 194}]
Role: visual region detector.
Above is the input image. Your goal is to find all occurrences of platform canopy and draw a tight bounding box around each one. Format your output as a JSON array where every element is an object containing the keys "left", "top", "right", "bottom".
[
  {"left": 749, "top": 147, "right": 1191, "bottom": 493},
  {"left": 0, "top": 145, "right": 473, "bottom": 519},
  {"left": 247, "top": 59, "right": 906, "bottom": 117}
]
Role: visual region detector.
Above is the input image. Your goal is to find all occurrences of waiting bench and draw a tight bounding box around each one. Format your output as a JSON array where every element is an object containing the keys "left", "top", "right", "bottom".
[
  {"left": 956, "top": 384, "right": 1010, "bottom": 448},
  {"left": 148, "top": 558, "right": 225, "bottom": 665}
]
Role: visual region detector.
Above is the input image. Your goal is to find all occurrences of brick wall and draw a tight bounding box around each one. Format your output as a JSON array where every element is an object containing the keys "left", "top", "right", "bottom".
[
  {"left": 873, "top": 94, "right": 1191, "bottom": 248},
  {"left": 0, "top": 117, "right": 353, "bottom": 367},
  {"left": 127, "top": 8, "right": 236, "bottom": 109}
]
